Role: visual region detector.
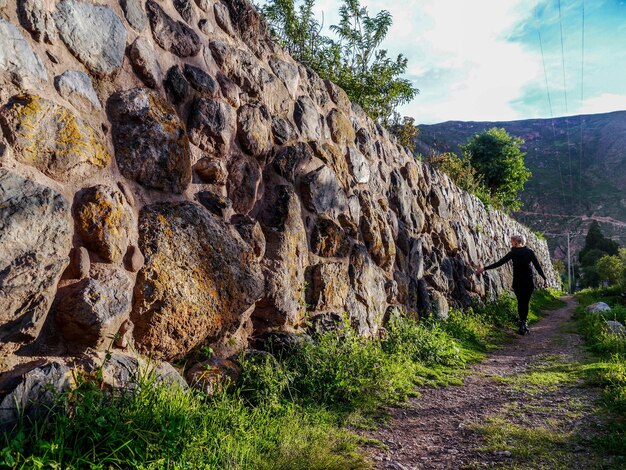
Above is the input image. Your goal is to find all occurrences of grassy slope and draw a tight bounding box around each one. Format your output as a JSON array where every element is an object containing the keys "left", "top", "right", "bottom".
[
  {"left": 573, "top": 287, "right": 626, "bottom": 460},
  {"left": 1, "top": 291, "right": 563, "bottom": 469}
]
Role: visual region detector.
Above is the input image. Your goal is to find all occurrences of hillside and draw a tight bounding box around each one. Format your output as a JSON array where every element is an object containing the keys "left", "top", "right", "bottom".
[{"left": 416, "top": 111, "right": 626, "bottom": 259}]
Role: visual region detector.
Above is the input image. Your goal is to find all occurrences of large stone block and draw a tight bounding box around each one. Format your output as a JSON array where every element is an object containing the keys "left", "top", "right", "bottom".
[
  {"left": 54, "top": 0, "right": 127, "bottom": 76},
  {"left": 0, "top": 18, "right": 47, "bottom": 85},
  {"left": 132, "top": 202, "right": 264, "bottom": 360},
  {"left": 0, "top": 94, "right": 110, "bottom": 182},
  {"left": 108, "top": 88, "right": 192, "bottom": 193},
  {"left": 0, "top": 170, "right": 72, "bottom": 341},
  {"left": 255, "top": 183, "right": 309, "bottom": 330}
]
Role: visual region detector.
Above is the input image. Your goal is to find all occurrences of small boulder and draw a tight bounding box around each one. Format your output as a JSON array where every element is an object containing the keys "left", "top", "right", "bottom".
[
  {"left": 0, "top": 363, "right": 72, "bottom": 430},
  {"left": 587, "top": 302, "right": 611, "bottom": 314},
  {"left": 310, "top": 216, "right": 351, "bottom": 258},
  {"left": 129, "top": 37, "right": 162, "bottom": 88},
  {"left": 346, "top": 146, "right": 370, "bottom": 184},
  {"left": 327, "top": 108, "right": 355, "bottom": 145},
  {"left": 237, "top": 103, "right": 273, "bottom": 157},
  {"left": 124, "top": 245, "right": 145, "bottom": 273},
  {"left": 120, "top": 0, "right": 147, "bottom": 31},
  {"left": 69, "top": 246, "right": 90, "bottom": 279},
  {"left": 54, "top": 70, "right": 101, "bottom": 109},
  {"left": 273, "top": 142, "right": 314, "bottom": 183},
  {"left": 54, "top": 0, "right": 127, "bottom": 76},
  {"left": 213, "top": 2, "right": 235, "bottom": 36},
  {"left": 84, "top": 351, "right": 187, "bottom": 390},
  {"left": 173, "top": 0, "right": 194, "bottom": 24},
  {"left": 0, "top": 170, "right": 72, "bottom": 341},
  {"left": 269, "top": 57, "right": 299, "bottom": 98},
  {"left": 307, "top": 262, "right": 350, "bottom": 311},
  {"left": 146, "top": 0, "right": 201, "bottom": 57},
  {"left": 294, "top": 95, "right": 321, "bottom": 141},
  {"left": 183, "top": 64, "right": 218, "bottom": 96},
  {"left": 196, "top": 191, "right": 232, "bottom": 217},
  {"left": 73, "top": 185, "right": 131, "bottom": 263},
  {"left": 198, "top": 18, "right": 214, "bottom": 35},
  {"left": 164, "top": 65, "right": 190, "bottom": 105},
  {"left": 605, "top": 320, "right": 626, "bottom": 336},
  {"left": 252, "top": 332, "right": 312, "bottom": 357},
  {"left": 217, "top": 72, "right": 241, "bottom": 107},
  {"left": 187, "top": 97, "right": 236, "bottom": 155},
  {"left": 0, "top": 18, "right": 47, "bottom": 85},
  {"left": 227, "top": 153, "right": 262, "bottom": 214},
  {"left": 271, "top": 116, "right": 296, "bottom": 146},
  {"left": 307, "top": 312, "right": 344, "bottom": 336},
  {"left": 300, "top": 165, "right": 349, "bottom": 217},
  {"left": 195, "top": 157, "right": 228, "bottom": 184},
  {"left": 18, "top": 0, "right": 56, "bottom": 43},
  {"left": 231, "top": 214, "right": 266, "bottom": 259},
  {"left": 55, "top": 268, "right": 134, "bottom": 350}
]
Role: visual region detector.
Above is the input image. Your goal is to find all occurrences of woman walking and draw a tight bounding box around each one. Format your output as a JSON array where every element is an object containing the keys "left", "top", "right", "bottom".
[{"left": 477, "top": 234, "right": 546, "bottom": 335}]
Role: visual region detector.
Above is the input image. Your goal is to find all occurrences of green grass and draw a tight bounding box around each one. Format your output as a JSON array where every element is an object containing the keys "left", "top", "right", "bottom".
[
  {"left": 1, "top": 290, "right": 563, "bottom": 469},
  {"left": 473, "top": 416, "right": 577, "bottom": 469},
  {"left": 490, "top": 355, "right": 581, "bottom": 394},
  {"left": 573, "top": 287, "right": 626, "bottom": 462}
]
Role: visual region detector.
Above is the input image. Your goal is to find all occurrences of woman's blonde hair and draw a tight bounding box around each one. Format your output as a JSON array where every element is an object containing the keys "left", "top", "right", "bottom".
[{"left": 511, "top": 234, "right": 526, "bottom": 246}]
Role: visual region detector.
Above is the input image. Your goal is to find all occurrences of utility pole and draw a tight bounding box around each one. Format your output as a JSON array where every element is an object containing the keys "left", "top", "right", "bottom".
[{"left": 566, "top": 231, "right": 571, "bottom": 294}]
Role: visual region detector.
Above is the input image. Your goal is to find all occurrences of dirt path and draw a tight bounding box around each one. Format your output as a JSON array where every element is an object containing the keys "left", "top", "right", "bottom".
[{"left": 366, "top": 297, "right": 606, "bottom": 469}]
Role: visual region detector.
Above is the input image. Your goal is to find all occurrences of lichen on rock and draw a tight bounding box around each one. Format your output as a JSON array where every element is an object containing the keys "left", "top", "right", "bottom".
[
  {"left": 131, "top": 202, "right": 264, "bottom": 360},
  {"left": 0, "top": 94, "right": 109, "bottom": 182}
]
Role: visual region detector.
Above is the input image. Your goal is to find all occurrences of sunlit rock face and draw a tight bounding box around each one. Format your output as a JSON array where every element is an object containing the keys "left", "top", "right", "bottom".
[{"left": 0, "top": 0, "right": 557, "bottom": 383}]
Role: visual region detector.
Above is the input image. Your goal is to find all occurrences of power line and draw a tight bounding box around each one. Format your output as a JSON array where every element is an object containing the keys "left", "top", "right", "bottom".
[
  {"left": 578, "top": 0, "right": 585, "bottom": 209},
  {"left": 538, "top": 30, "right": 567, "bottom": 208},
  {"left": 558, "top": 0, "right": 575, "bottom": 209}
]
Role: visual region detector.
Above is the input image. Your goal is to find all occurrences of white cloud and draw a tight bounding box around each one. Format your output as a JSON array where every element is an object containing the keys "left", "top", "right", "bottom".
[
  {"left": 308, "top": 0, "right": 546, "bottom": 123},
  {"left": 578, "top": 93, "right": 626, "bottom": 115},
  {"left": 389, "top": 0, "right": 546, "bottom": 123}
]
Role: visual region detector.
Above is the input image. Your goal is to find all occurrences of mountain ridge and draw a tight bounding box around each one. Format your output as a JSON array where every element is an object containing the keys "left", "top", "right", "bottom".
[{"left": 415, "top": 110, "right": 626, "bottom": 259}]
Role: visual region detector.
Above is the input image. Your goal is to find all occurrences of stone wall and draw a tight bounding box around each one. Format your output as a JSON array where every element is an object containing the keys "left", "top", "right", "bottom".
[{"left": 0, "top": 0, "right": 558, "bottom": 378}]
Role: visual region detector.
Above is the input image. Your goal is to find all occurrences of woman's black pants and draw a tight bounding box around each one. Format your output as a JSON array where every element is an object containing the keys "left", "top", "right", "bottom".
[{"left": 513, "top": 283, "right": 534, "bottom": 324}]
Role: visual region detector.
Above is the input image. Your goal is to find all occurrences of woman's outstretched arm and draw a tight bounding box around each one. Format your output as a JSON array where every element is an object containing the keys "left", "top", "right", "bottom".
[{"left": 483, "top": 251, "right": 513, "bottom": 271}]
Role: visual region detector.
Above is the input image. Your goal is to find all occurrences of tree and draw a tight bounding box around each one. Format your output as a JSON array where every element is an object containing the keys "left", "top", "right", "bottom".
[
  {"left": 460, "top": 128, "right": 531, "bottom": 212},
  {"left": 388, "top": 116, "right": 419, "bottom": 153},
  {"left": 595, "top": 255, "right": 623, "bottom": 287},
  {"left": 260, "top": 0, "right": 341, "bottom": 77},
  {"left": 259, "top": 0, "right": 418, "bottom": 124},
  {"left": 578, "top": 220, "right": 619, "bottom": 264}
]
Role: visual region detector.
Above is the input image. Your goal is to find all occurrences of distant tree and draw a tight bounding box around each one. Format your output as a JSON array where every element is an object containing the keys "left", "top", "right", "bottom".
[
  {"left": 259, "top": 0, "right": 418, "bottom": 124},
  {"left": 388, "top": 116, "right": 419, "bottom": 152},
  {"left": 460, "top": 128, "right": 531, "bottom": 212},
  {"left": 578, "top": 221, "right": 619, "bottom": 264},
  {"left": 580, "top": 248, "right": 608, "bottom": 268},
  {"left": 595, "top": 255, "right": 623, "bottom": 287}
]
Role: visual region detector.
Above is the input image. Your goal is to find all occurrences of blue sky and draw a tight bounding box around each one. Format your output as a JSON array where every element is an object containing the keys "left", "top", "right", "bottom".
[{"left": 277, "top": 0, "right": 626, "bottom": 124}]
